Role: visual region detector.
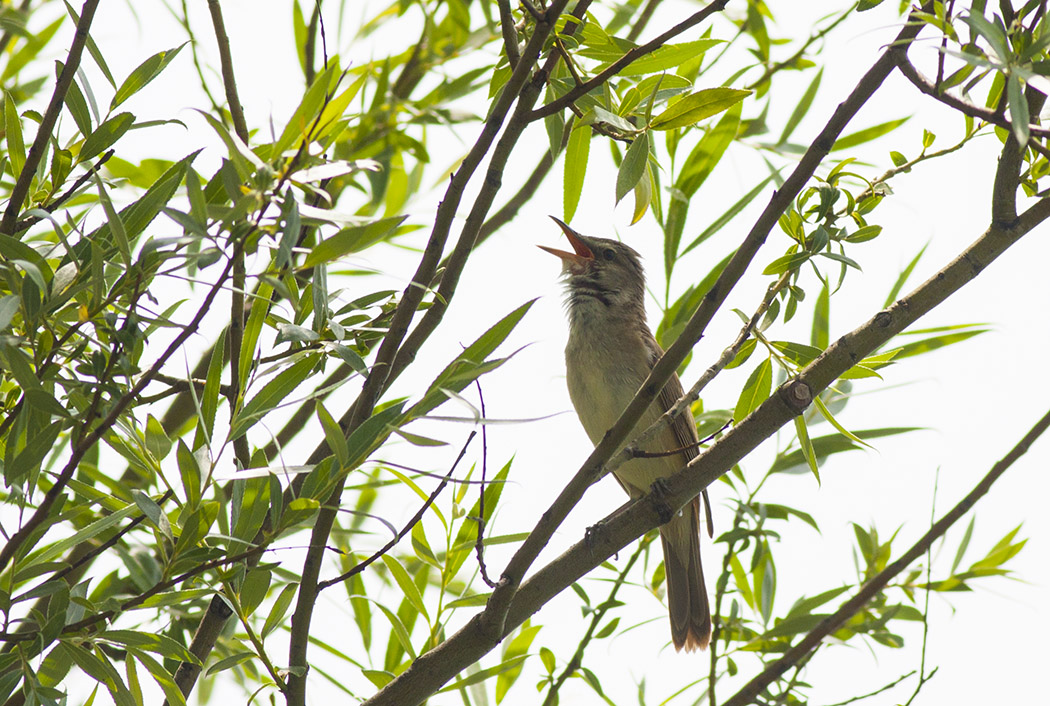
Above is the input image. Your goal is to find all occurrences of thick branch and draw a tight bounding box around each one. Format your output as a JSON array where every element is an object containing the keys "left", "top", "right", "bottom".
[
  {"left": 360, "top": 7, "right": 943, "bottom": 706},
  {"left": 283, "top": 4, "right": 573, "bottom": 704},
  {"left": 486, "top": 0, "right": 933, "bottom": 648},
  {"left": 362, "top": 185, "right": 1050, "bottom": 706}
]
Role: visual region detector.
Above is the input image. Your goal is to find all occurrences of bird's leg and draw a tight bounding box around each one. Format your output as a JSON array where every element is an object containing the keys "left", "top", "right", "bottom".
[
  {"left": 585, "top": 498, "right": 634, "bottom": 553},
  {"left": 647, "top": 478, "right": 677, "bottom": 525}
]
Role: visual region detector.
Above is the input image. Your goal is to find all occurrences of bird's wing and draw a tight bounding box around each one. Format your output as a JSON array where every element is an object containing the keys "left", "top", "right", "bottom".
[{"left": 649, "top": 338, "right": 714, "bottom": 536}]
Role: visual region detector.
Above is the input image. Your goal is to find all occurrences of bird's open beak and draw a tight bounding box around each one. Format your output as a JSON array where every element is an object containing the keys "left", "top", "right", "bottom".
[{"left": 539, "top": 216, "right": 593, "bottom": 272}]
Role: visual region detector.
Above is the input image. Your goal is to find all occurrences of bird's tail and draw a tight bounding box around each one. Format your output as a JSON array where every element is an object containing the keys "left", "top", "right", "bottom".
[{"left": 661, "top": 498, "right": 712, "bottom": 651}]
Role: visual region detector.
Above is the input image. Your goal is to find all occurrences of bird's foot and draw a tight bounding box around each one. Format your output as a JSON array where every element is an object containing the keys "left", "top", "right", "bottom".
[{"left": 648, "top": 478, "right": 676, "bottom": 524}]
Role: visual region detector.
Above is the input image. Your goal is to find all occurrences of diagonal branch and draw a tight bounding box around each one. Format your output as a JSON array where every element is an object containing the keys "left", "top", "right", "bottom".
[
  {"left": 360, "top": 187, "right": 1050, "bottom": 706},
  {"left": 722, "top": 405, "right": 1050, "bottom": 706},
  {"left": 0, "top": 0, "right": 102, "bottom": 233},
  {"left": 530, "top": 0, "right": 730, "bottom": 121},
  {"left": 484, "top": 0, "right": 935, "bottom": 650}
]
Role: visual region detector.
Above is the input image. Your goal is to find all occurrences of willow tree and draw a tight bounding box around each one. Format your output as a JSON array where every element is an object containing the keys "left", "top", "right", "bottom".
[{"left": 0, "top": 1, "right": 1041, "bottom": 706}]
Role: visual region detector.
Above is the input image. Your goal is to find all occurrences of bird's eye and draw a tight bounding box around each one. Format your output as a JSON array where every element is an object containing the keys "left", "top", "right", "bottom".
[{"left": 602, "top": 248, "right": 616, "bottom": 261}]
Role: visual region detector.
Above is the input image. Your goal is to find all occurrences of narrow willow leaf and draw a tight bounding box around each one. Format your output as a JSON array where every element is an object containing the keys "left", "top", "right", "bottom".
[
  {"left": 883, "top": 243, "right": 927, "bottom": 307},
  {"left": 302, "top": 215, "right": 406, "bottom": 268},
  {"left": 1007, "top": 72, "right": 1030, "bottom": 146},
  {"left": 262, "top": 583, "right": 299, "bottom": 638},
  {"left": 616, "top": 131, "right": 649, "bottom": 205},
  {"left": 735, "top": 357, "right": 772, "bottom": 421},
  {"left": 317, "top": 401, "right": 348, "bottom": 468},
  {"left": 951, "top": 516, "right": 976, "bottom": 575},
  {"left": 4, "top": 91, "right": 25, "bottom": 179},
  {"left": 563, "top": 122, "right": 590, "bottom": 221},
  {"left": 681, "top": 172, "right": 775, "bottom": 257},
  {"left": 381, "top": 555, "right": 429, "bottom": 624},
  {"left": 831, "top": 117, "right": 909, "bottom": 151},
  {"left": 405, "top": 300, "right": 535, "bottom": 421},
  {"left": 231, "top": 355, "right": 318, "bottom": 440},
  {"left": 111, "top": 44, "right": 186, "bottom": 109},
  {"left": 80, "top": 112, "right": 135, "bottom": 162},
  {"left": 238, "top": 281, "right": 274, "bottom": 392},
  {"left": 811, "top": 283, "right": 829, "bottom": 349},
  {"left": 650, "top": 87, "right": 751, "bottom": 130},
  {"left": 631, "top": 161, "right": 652, "bottom": 223},
  {"left": 613, "top": 39, "right": 723, "bottom": 76},
  {"left": 794, "top": 416, "right": 820, "bottom": 483},
  {"left": 779, "top": 68, "right": 822, "bottom": 144},
  {"left": 813, "top": 396, "right": 871, "bottom": 449}
]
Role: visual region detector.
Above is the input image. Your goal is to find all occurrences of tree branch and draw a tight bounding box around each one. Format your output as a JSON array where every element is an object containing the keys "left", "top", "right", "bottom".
[
  {"left": 530, "top": 0, "right": 730, "bottom": 121},
  {"left": 0, "top": 0, "right": 101, "bottom": 234},
  {"left": 722, "top": 405, "right": 1050, "bottom": 706}
]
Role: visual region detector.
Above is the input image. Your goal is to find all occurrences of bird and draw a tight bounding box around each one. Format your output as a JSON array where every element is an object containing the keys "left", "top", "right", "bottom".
[{"left": 540, "top": 216, "right": 712, "bottom": 652}]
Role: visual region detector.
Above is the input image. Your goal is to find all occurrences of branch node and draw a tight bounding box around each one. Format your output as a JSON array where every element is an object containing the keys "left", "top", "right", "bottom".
[{"left": 779, "top": 379, "right": 812, "bottom": 413}]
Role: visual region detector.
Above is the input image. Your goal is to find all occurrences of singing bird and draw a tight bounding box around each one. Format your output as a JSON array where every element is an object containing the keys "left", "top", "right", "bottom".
[{"left": 541, "top": 217, "right": 712, "bottom": 651}]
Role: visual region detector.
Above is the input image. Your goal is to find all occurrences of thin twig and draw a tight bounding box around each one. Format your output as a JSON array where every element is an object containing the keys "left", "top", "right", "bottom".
[
  {"left": 0, "top": 242, "right": 241, "bottom": 574},
  {"left": 541, "top": 536, "right": 651, "bottom": 706},
  {"left": 1, "top": 0, "right": 102, "bottom": 233},
  {"left": 626, "top": 0, "right": 663, "bottom": 42},
  {"left": 472, "top": 382, "right": 497, "bottom": 588},
  {"left": 316, "top": 432, "right": 476, "bottom": 590},
  {"left": 15, "top": 150, "right": 115, "bottom": 231},
  {"left": 722, "top": 406, "right": 1050, "bottom": 706},
  {"left": 530, "top": 0, "right": 730, "bottom": 121}
]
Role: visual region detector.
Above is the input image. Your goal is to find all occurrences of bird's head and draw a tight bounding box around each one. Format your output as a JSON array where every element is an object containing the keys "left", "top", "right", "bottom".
[{"left": 539, "top": 216, "right": 646, "bottom": 313}]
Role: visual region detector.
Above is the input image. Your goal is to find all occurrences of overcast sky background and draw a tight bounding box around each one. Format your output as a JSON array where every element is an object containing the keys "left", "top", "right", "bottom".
[{"left": 47, "top": 1, "right": 1050, "bottom": 703}]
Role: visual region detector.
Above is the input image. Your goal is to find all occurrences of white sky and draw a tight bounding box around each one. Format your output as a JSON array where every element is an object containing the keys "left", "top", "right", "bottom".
[{"left": 32, "top": 1, "right": 1050, "bottom": 704}]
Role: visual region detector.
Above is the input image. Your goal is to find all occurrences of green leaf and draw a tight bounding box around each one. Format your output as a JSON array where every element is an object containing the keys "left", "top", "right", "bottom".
[
  {"left": 883, "top": 243, "right": 927, "bottom": 308},
  {"left": 762, "top": 251, "right": 809, "bottom": 275},
  {"left": 795, "top": 416, "right": 819, "bottom": 483},
  {"left": 131, "top": 490, "right": 172, "bottom": 541},
  {"left": 126, "top": 649, "right": 185, "bottom": 706},
  {"left": 381, "top": 555, "right": 429, "bottom": 624},
  {"left": 1007, "top": 72, "right": 1030, "bottom": 146},
  {"left": 611, "top": 39, "right": 722, "bottom": 76},
  {"left": 964, "top": 12, "right": 1011, "bottom": 64},
  {"left": 99, "top": 631, "right": 197, "bottom": 664},
  {"left": 405, "top": 300, "right": 535, "bottom": 421},
  {"left": 111, "top": 44, "right": 186, "bottom": 109},
  {"left": 4, "top": 91, "right": 25, "bottom": 179},
  {"left": 80, "top": 112, "right": 135, "bottom": 162},
  {"left": 231, "top": 355, "right": 319, "bottom": 440},
  {"left": 194, "top": 336, "right": 227, "bottom": 451},
  {"left": 564, "top": 121, "right": 590, "bottom": 221},
  {"left": 770, "top": 427, "right": 919, "bottom": 474},
  {"left": 778, "top": 68, "right": 822, "bottom": 145},
  {"left": 84, "top": 150, "right": 198, "bottom": 253},
  {"left": 317, "top": 401, "right": 349, "bottom": 468},
  {"left": 650, "top": 87, "right": 751, "bottom": 130},
  {"left": 951, "top": 516, "right": 976, "bottom": 575},
  {"left": 262, "top": 583, "right": 299, "bottom": 638},
  {"left": 616, "top": 131, "right": 649, "bottom": 205},
  {"left": 238, "top": 281, "right": 273, "bottom": 393},
  {"left": 329, "top": 404, "right": 399, "bottom": 474},
  {"left": 438, "top": 655, "right": 528, "bottom": 693},
  {"left": 735, "top": 358, "right": 772, "bottom": 421},
  {"left": 831, "top": 117, "right": 909, "bottom": 151},
  {"left": 681, "top": 172, "right": 776, "bottom": 257},
  {"left": 302, "top": 216, "right": 407, "bottom": 269}
]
